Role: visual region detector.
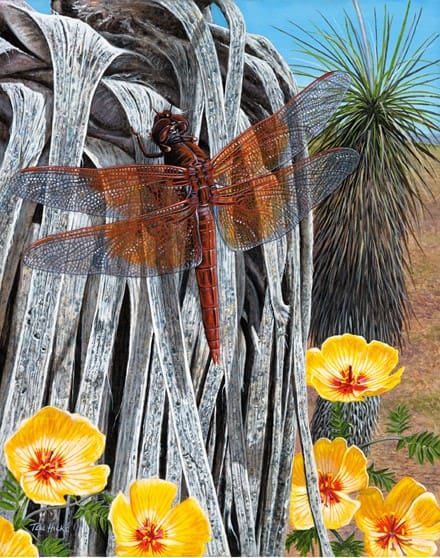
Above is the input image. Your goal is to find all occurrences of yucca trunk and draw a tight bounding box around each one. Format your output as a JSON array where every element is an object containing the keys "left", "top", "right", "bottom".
[{"left": 281, "top": 0, "right": 438, "bottom": 447}]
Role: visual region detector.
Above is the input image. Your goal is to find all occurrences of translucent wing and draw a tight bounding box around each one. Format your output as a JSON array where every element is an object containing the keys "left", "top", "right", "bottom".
[
  {"left": 212, "top": 148, "right": 359, "bottom": 251},
  {"left": 7, "top": 164, "right": 190, "bottom": 218},
  {"left": 24, "top": 200, "right": 202, "bottom": 277},
  {"left": 212, "top": 71, "right": 351, "bottom": 185}
]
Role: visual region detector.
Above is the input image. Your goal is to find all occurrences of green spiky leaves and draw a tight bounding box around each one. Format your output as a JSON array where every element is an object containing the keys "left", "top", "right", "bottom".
[
  {"left": 286, "top": 527, "right": 319, "bottom": 556},
  {"left": 397, "top": 431, "right": 440, "bottom": 465},
  {"left": 280, "top": 1, "right": 438, "bottom": 347},
  {"left": 386, "top": 404, "right": 412, "bottom": 435},
  {"left": 37, "top": 534, "right": 71, "bottom": 557},
  {"left": 367, "top": 464, "right": 396, "bottom": 491},
  {"left": 0, "top": 469, "right": 30, "bottom": 531},
  {"left": 385, "top": 404, "right": 440, "bottom": 464},
  {"left": 331, "top": 532, "right": 364, "bottom": 557},
  {"left": 73, "top": 492, "right": 113, "bottom": 535}
]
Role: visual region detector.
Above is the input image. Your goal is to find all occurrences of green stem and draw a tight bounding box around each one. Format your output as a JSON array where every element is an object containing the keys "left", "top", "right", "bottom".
[
  {"left": 331, "top": 529, "right": 345, "bottom": 543},
  {"left": 360, "top": 435, "right": 402, "bottom": 450},
  {"left": 14, "top": 497, "right": 30, "bottom": 530},
  {"left": 23, "top": 495, "right": 92, "bottom": 521}
]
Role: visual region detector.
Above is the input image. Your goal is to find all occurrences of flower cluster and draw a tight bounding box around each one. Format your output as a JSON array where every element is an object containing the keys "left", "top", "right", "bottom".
[
  {"left": 1, "top": 406, "right": 210, "bottom": 557},
  {"left": 288, "top": 333, "right": 440, "bottom": 556},
  {"left": 2, "top": 332, "right": 439, "bottom": 557},
  {"left": 356, "top": 477, "right": 440, "bottom": 556},
  {"left": 289, "top": 438, "right": 440, "bottom": 556}
]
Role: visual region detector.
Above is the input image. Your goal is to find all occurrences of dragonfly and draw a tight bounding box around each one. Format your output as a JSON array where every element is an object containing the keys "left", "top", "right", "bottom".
[{"left": 7, "top": 71, "right": 359, "bottom": 364}]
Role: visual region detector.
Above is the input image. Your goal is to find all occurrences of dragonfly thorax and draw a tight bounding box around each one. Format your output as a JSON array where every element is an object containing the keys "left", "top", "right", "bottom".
[{"left": 188, "top": 162, "right": 214, "bottom": 204}]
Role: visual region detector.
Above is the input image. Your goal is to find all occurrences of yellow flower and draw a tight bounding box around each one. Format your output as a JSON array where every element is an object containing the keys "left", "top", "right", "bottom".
[
  {"left": 290, "top": 437, "right": 368, "bottom": 530},
  {"left": 0, "top": 516, "right": 38, "bottom": 557},
  {"left": 355, "top": 477, "right": 440, "bottom": 556},
  {"left": 109, "top": 478, "right": 211, "bottom": 556},
  {"left": 306, "top": 333, "right": 404, "bottom": 402},
  {"left": 4, "top": 406, "right": 110, "bottom": 506}
]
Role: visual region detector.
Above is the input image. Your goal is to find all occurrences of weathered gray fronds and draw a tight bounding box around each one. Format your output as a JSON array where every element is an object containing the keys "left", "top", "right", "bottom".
[
  {"left": 0, "top": 0, "right": 335, "bottom": 555},
  {"left": 0, "top": 81, "right": 46, "bottom": 407},
  {"left": 0, "top": 4, "right": 122, "bottom": 451}
]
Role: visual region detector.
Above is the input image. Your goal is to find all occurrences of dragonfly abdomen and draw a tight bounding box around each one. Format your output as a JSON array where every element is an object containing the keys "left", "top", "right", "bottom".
[{"left": 195, "top": 204, "right": 220, "bottom": 365}]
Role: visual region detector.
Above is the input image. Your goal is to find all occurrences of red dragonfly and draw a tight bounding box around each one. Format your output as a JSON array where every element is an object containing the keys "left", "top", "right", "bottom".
[{"left": 8, "top": 71, "right": 359, "bottom": 364}]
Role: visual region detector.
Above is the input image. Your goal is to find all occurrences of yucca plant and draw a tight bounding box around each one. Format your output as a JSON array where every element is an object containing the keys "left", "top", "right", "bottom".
[{"left": 280, "top": 0, "right": 439, "bottom": 445}]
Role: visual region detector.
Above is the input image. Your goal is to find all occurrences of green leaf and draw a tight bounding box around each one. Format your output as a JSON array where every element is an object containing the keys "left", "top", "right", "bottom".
[
  {"left": 0, "top": 500, "right": 17, "bottom": 511},
  {"left": 13, "top": 513, "right": 33, "bottom": 531},
  {"left": 331, "top": 532, "right": 364, "bottom": 556},
  {"left": 386, "top": 405, "right": 412, "bottom": 435},
  {"left": 73, "top": 492, "right": 113, "bottom": 535},
  {"left": 285, "top": 527, "right": 318, "bottom": 556},
  {"left": 38, "top": 534, "right": 71, "bottom": 557},
  {"left": 329, "top": 402, "right": 352, "bottom": 440},
  {"left": 397, "top": 431, "right": 440, "bottom": 464},
  {"left": 0, "top": 489, "right": 17, "bottom": 503},
  {"left": 0, "top": 470, "right": 29, "bottom": 529},
  {"left": 367, "top": 463, "right": 396, "bottom": 491},
  {"left": 2, "top": 470, "right": 25, "bottom": 499}
]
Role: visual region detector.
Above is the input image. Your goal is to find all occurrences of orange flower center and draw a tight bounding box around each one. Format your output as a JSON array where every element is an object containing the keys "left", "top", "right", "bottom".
[
  {"left": 135, "top": 519, "right": 166, "bottom": 553},
  {"left": 29, "top": 448, "right": 64, "bottom": 483},
  {"left": 319, "top": 472, "right": 342, "bottom": 506},
  {"left": 331, "top": 365, "right": 368, "bottom": 395},
  {"left": 376, "top": 513, "right": 408, "bottom": 551}
]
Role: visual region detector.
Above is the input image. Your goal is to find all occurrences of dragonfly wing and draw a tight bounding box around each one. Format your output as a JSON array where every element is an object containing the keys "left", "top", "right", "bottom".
[
  {"left": 24, "top": 200, "right": 202, "bottom": 277},
  {"left": 7, "top": 164, "right": 190, "bottom": 218},
  {"left": 212, "top": 71, "right": 351, "bottom": 184},
  {"left": 212, "top": 148, "right": 359, "bottom": 251}
]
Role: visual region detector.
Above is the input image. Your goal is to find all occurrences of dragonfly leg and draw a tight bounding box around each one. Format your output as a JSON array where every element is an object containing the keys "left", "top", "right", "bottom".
[{"left": 130, "top": 127, "right": 163, "bottom": 158}]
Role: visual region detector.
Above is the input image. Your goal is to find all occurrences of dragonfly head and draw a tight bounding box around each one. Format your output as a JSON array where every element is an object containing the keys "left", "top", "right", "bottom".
[{"left": 151, "top": 109, "right": 189, "bottom": 147}]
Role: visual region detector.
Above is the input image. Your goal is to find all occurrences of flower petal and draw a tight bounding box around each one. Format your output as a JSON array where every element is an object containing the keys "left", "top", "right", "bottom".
[
  {"left": 385, "top": 477, "right": 427, "bottom": 518},
  {"left": 129, "top": 478, "right": 177, "bottom": 526},
  {"left": 56, "top": 464, "right": 110, "bottom": 498},
  {"left": 0, "top": 517, "right": 38, "bottom": 557},
  {"left": 161, "top": 497, "right": 211, "bottom": 556},
  {"left": 363, "top": 535, "right": 405, "bottom": 557},
  {"left": 405, "top": 492, "right": 440, "bottom": 540},
  {"left": 355, "top": 487, "right": 385, "bottom": 533},
  {"left": 289, "top": 485, "right": 314, "bottom": 530},
  {"left": 322, "top": 490, "right": 360, "bottom": 529},
  {"left": 109, "top": 492, "right": 141, "bottom": 553},
  {"left": 321, "top": 334, "right": 368, "bottom": 376},
  {"left": 306, "top": 348, "right": 330, "bottom": 384},
  {"left": 363, "top": 366, "right": 404, "bottom": 396},
  {"left": 314, "top": 438, "right": 347, "bottom": 475},
  {"left": 399, "top": 539, "right": 438, "bottom": 557},
  {"left": 336, "top": 443, "right": 369, "bottom": 493},
  {"left": 291, "top": 451, "right": 305, "bottom": 486},
  {"left": 364, "top": 340, "right": 399, "bottom": 376},
  {"left": 20, "top": 471, "right": 67, "bottom": 505}
]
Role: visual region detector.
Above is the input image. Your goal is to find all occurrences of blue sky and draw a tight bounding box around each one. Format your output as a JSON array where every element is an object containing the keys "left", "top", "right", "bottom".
[{"left": 25, "top": 0, "right": 439, "bottom": 87}]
